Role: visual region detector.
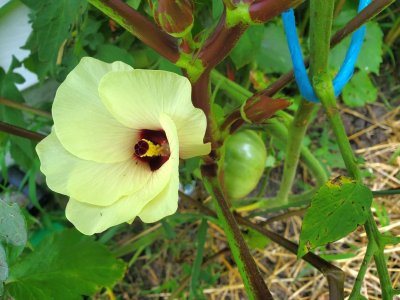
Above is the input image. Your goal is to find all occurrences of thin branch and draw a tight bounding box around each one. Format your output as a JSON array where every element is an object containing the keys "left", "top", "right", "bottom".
[
  {"left": 0, "top": 97, "right": 52, "bottom": 119},
  {"left": 197, "top": 11, "right": 247, "bottom": 70},
  {"left": 330, "top": 0, "right": 395, "bottom": 48},
  {"left": 249, "top": 0, "right": 303, "bottom": 23},
  {"left": 190, "top": 71, "right": 220, "bottom": 147},
  {"left": 88, "top": 0, "right": 179, "bottom": 63},
  {"left": 0, "top": 121, "right": 46, "bottom": 142},
  {"left": 201, "top": 165, "right": 273, "bottom": 299},
  {"left": 373, "top": 189, "right": 400, "bottom": 196},
  {"left": 348, "top": 238, "right": 375, "bottom": 299}
]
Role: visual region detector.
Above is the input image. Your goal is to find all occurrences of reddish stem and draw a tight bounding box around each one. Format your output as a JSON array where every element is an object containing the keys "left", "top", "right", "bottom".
[
  {"left": 198, "top": 0, "right": 297, "bottom": 71},
  {"left": 191, "top": 71, "right": 222, "bottom": 151},
  {"left": 249, "top": 0, "right": 302, "bottom": 23},
  {"left": 198, "top": 11, "right": 248, "bottom": 70},
  {"left": 89, "top": 0, "right": 180, "bottom": 62},
  {"left": 0, "top": 121, "right": 45, "bottom": 142}
]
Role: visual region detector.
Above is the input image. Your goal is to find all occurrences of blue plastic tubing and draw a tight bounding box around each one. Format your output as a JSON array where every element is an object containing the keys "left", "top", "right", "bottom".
[{"left": 281, "top": 0, "right": 371, "bottom": 103}]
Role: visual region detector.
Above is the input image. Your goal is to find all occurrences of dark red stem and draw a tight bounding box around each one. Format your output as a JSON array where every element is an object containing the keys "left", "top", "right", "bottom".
[
  {"left": 198, "top": 0, "right": 298, "bottom": 71},
  {"left": 201, "top": 165, "right": 274, "bottom": 299},
  {"left": 198, "top": 11, "right": 248, "bottom": 70},
  {"left": 0, "top": 121, "right": 45, "bottom": 142},
  {"left": 89, "top": 0, "right": 180, "bottom": 62},
  {"left": 190, "top": 71, "right": 222, "bottom": 150},
  {"left": 249, "top": 0, "right": 302, "bottom": 23}
]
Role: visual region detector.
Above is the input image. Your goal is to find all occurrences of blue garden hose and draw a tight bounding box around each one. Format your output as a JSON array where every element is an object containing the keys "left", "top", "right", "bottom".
[{"left": 281, "top": 0, "right": 371, "bottom": 103}]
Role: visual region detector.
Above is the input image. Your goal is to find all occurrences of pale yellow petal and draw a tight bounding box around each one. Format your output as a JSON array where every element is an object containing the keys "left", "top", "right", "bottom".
[
  {"left": 66, "top": 113, "right": 180, "bottom": 234},
  {"left": 99, "top": 70, "right": 210, "bottom": 158},
  {"left": 175, "top": 108, "right": 211, "bottom": 158},
  {"left": 68, "top": 159, "right": 150, "bottom": 206},
  {"left": 53, "top": 57, "right": 136, "bottom": 163},
  {"left": 36, "top": 129, "right": 150, "bottom": 206},
  {"left": 36, "top": 130, "right": 74, "bottom": 195},
  {"left": 138, "top": 171, "right": 179, "bottom": 223}
]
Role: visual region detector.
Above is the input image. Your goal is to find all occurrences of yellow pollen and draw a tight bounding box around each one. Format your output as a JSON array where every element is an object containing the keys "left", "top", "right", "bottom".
[{"left": 139, "top": 139, "right": 169, "bottom": 157}]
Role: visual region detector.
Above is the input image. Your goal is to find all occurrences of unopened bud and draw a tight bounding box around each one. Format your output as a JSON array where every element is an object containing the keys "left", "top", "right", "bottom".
[
  {"left": 154, "top": 0, "right": 194, "bottom": 38},
  {"left": 241, "top": 95, "right": 290, "bottom": 123}
]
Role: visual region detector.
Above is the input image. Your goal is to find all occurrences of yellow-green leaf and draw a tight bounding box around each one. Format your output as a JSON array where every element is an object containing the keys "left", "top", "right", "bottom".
[{"left": 298, "top": 176, "right": 372, "bottom": 257}]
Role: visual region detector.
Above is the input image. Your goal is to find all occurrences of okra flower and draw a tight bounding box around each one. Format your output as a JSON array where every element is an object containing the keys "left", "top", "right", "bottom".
[{"left": 36, "top": 57, "right": 210, "bottom": 235}]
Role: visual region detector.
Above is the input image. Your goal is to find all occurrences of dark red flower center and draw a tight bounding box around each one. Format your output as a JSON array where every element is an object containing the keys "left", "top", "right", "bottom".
[{"left": 133, "top": 129, "right": 170, "bottom": 171}]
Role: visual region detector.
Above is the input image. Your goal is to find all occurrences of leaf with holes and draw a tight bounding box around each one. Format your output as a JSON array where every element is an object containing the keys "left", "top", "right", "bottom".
[{"left": 298, "top": 177, "right": 372, "bottom": 258}]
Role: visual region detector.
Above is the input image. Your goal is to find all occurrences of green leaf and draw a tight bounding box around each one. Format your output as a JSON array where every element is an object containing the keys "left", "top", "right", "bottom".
[
  {"left": 158, "top": 57, "right": 182, "bottom": 74},
  {"left": 79, "top": 16, "right": 104, "bottom": 51},
  {"left": 6, "top": 229, "right": 125, "bottom": 300},
  {"left": 298, "top": 176, "right": 373, "bottom": 257},
  {"left": 127, "top": 0, "right": 141, "bottom": 9},
  {"left": 0, "top": 245, "right": 8, "bottom": 282},
  {"left": 256, "top": 23, "right": 292, "bottom": 74},
  {"left": 0, "top": 200, "right": 27, "bottom": 247},
  {"left": 342, "top": 71, "right": 378, "bottom": 107},
  {"left": 313, "top": 128, "right": 345, "bottom": 171},
  {"left": 95, "top": 44, "right": 135, "bottom": 66},
  {"left": 243, "top": 228, "right": 270, "bottom": 250},
  {"left": 0, "top": 65, "right": 35, "bottom": 170},
  {"left": 330, "top": 10, "right": 383, "bottom": 74},
  {"left": 21, "top": 0, "right": 87, "bottom": 79},
  {"left": 212, "top": 0, "right": 223, "bottom": 20},
  {"left": 230, "top": 25, "right": 264, "bottom": 69},
  {"left": 356, "top": 22, "right": 383, "bottom": 74},
  {"left": 161, "top": 219, "right": 176, "bottom": 240}
]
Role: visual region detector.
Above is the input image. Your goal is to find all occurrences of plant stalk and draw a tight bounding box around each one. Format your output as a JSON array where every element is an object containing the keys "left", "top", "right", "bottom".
[
  {"left": 0, "top": 97, "right": 52, "bottom": 119},
  {"left": 348, "top": 230, "right": 376, "bottom": 299},
  {"left": 365, "top": 215, "right": 393, "bottom": 299},
  {"left": 276, "top": 99, "right": 318, "bottom": 204},
  {"left": 309, "top": 0, "right": 393, "bottom": 298},
  {"left": 87, "top": 0, "right": 179, "bottom": 62},
  {"left": 201, "top": 165, "right": 273, "bottom": 299},
  {"left": 0, "top": 121, "right": 45, "bottom": 142},
  {"left": 191, "top": 71, "right": 220, "bottom": 148}
]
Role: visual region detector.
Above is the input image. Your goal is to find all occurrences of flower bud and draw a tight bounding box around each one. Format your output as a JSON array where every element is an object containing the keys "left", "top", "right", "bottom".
[
  {"left": 241, "top": 95, "right": 290, "bottom": 123},
  {"left": 154, "top": 0, "right": 194, "bottom": 38}
]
